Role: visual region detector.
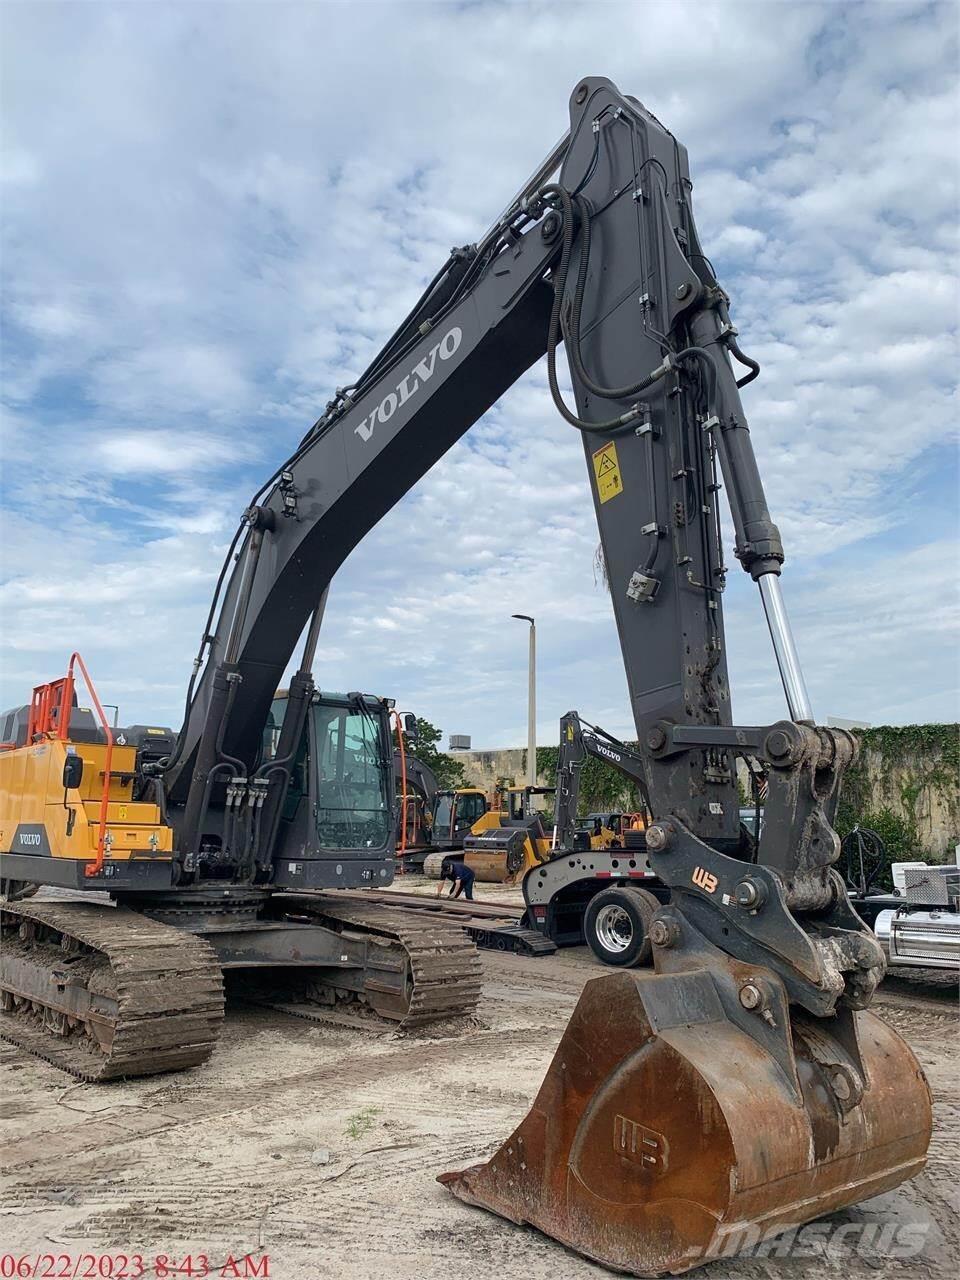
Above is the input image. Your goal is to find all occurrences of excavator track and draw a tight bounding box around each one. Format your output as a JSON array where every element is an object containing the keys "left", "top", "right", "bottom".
[
  {"left": 0, "top": 900, "right": 224, "bottom": 1081},
  {"left": 273, "top": 895, "right": 483, "bottom": 1027}
]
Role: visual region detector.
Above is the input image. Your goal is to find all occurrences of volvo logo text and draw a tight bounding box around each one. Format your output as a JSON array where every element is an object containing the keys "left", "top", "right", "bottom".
[{"left": 354, "top": 327, "right": 463, "bottom": 443}]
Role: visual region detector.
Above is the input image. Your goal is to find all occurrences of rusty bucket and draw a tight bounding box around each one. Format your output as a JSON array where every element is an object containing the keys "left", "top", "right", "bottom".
[{"left": 439, "top": 969, "right": 931, "bottom": 1275}]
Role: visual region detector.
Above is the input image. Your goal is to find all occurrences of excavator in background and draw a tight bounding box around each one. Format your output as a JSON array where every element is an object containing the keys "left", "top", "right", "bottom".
[
  {"left": 516, "top": 710, "right": 667, "bottom": 964},
  {"left": 552, "top": 712, "right": 650, "bottom": 852},
  {"left": 0, "top": 76, "right": 931, "bottom": 1277},
  {"left": 392, "top": 736, "right": 489, "bottom": 868},
  {"left": 417, "top": 783, "right": 557, "bottom": 883},
  {"left": 558, "top": 723, "right": 650, "bottom": 856}
]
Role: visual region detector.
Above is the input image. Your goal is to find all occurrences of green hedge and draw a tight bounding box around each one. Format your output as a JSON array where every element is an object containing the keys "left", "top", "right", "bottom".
[
  {"left": 535, "top": 743, "right": 643, "bottom": 814},
  {"left": 835, "top": 725, "right": 958, "bottom": 845}
]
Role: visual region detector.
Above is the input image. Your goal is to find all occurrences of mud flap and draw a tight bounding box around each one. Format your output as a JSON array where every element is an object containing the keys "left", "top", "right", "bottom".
[{"left": 439, "top": 970, "right": 932, "bottom": 1276}]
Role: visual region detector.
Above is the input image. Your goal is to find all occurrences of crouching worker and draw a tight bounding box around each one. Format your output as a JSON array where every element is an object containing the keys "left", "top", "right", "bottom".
[{"left": 437, "top": 856, "right": 475, "bottom": 901}]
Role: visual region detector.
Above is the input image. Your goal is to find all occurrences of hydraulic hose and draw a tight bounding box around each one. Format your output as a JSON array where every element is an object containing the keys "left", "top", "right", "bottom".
[
  {"left": 214, "top": 676, "right": 245, "bottom": 776},
  {"left": 542, "top": 184, "right": 723, "bottom": 436},
  {"left": 542, "top": 185, "right": 661, "bottom": 434},
  {"left": 671, "top": 345, "right": 721, "bottom": 411},
  {"left": 566, "top": 194, "right": 674, "bottom": 400},
  {"left": 728, "top": 336, "right": 760, "bottom": 388},
  {"left": 641, "top": 425, "right": 660, "bottom": 573}
]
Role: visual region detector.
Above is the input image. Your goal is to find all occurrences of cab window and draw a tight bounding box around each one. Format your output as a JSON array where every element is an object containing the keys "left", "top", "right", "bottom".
[
  {"left": 313, "top": 702, "right": 390, "bottom": 851},
  {"left": 458, "top": 792, "right": 486, "bottom": 825}
]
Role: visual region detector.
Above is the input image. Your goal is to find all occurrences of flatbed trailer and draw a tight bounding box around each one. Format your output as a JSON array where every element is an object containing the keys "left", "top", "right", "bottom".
[{"left": 327, "top": 889, "right": 557, "bottom": 956}]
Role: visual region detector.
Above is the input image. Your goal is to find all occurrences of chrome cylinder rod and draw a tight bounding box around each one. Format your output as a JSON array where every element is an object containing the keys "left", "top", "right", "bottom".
[
  {"left": 298, "top": 589, "right": 329, "bottom": 676},
  {"left": 223, "top": 529, "right": 265, "bottom": 666},
  {"left": 485, "top": 130, "right": 570, "bottom": 236},
  {"left": 758, "top": 573, "right": 814, "bottom": 723}
]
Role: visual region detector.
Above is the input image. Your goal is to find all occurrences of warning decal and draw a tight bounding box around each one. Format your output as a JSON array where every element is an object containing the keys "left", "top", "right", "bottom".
[{"left": 592, "top": 440, "right": 624, "bottom": 504}]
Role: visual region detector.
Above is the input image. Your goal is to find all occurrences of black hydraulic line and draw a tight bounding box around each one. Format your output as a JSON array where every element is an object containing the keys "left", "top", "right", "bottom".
[
  {"left": 151, "top": 776, "right": 168, "bottom": 825},
  {"left": 728, "top": 336, "right": 760, "bottom": 388},
  {"left": 542, "top": 185, "right": 660, "bottom": 434},
  {"left": 640, "top": 423, "right": 660, "bottom": 573},
  {"left": 566, "top": 194, "right": 672, "bottom": 401},
  {"left": 303, "top": 249, "right": 470, "bottom": 433},
  {"left": 671, "top": 345, "right": 721, "bottom": 409},
  {"left": 159, "top": 519, "right": 246, "bottom": 775},
  {"left": 192, "top": 760, "right": 237, "bottom": 867},
  {"left": 214, "top": 677, "right": 245, "bottom": 775},
  {"left": 182, "top": 664, "right": 243, "bottom": 864},
  {"left": 305, "top": 213, "right": 527, "bottom": 446},
  {"left": 333, "top": 247, "right": 478, "bottom": 416},
  {"left": 542, "top": 184, "right": 725, "bottom": 438}
]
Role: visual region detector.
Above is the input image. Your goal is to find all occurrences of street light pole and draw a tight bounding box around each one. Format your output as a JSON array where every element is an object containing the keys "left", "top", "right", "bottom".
[{"left": 511, "top": 614, "right": 536, "bottom": 787}]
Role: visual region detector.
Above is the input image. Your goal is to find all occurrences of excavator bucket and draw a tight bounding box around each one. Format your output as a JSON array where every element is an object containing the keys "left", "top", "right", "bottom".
[{"left": 440, "top": 969, "right": 931, "bottom": 1276}]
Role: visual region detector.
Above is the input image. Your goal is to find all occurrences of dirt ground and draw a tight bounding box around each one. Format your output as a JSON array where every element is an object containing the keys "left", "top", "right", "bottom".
[{"left": 1, "top": 880, "right": 957, "bottom": 1280}]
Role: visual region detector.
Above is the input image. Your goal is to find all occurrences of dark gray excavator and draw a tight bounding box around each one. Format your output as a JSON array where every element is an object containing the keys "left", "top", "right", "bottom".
[{"left": 0, "top": 76, "right": 931, "bottom": 1276}]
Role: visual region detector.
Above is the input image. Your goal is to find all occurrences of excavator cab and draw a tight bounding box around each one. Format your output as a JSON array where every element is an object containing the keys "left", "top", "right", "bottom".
[
  {"left": 432, "top": 788, "right": 488, "bottom": 845},
  {"left": 264, "top": 690, "right": 396, "bottom": 889},
  {"left": 503, "top": 784, "right": 555, "bottom": 823}
]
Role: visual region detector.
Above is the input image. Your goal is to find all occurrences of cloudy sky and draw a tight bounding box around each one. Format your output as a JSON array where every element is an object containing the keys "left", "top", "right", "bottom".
[{"left": 2, "top": 0, "right": 957, "bottom": 750}]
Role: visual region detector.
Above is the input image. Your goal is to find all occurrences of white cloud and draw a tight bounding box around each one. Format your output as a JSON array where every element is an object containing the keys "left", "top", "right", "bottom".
[
  {"left": 709, "top": 224, "right": 767, "bottom": 256},
  {"left": 1, "top": 0, "right": 957, "bottom": 751}
]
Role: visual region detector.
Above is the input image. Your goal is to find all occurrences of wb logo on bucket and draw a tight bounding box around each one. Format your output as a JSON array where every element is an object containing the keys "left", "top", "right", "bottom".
[{"left": 691, "top": 866, "right": 718, "bottom": 893}]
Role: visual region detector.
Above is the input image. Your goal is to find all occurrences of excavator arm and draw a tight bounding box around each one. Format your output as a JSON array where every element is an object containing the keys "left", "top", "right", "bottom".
[
  {"left": 551, "top": 710, "right": 650, "bottom": 849},
  {"left": 163, "top": 77, "right": 794, "bottom": 872},
  {"left": 148, "top": 76, "right": 930, "bottom": 1273},
  {"left": 164, "top": 75, "right": 876, "bottom": 1012}
]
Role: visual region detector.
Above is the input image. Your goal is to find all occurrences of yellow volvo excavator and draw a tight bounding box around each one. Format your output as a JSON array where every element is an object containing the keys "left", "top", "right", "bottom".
[{"left": 0, "top": 76, "right": 931, "bottom": 1277}]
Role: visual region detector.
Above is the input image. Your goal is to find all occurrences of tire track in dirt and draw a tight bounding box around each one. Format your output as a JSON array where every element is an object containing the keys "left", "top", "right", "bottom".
[
  {"left": 4, "top": 934, "right": 957, "bottom": 1279},
  {"left": 1, "top": 1021, "right": 557, "bottom": 1172}
]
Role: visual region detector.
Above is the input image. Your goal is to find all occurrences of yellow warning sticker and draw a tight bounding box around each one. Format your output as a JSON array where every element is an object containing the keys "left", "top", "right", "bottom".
[{"left": 592, "top": 440, "right": 623, "bottom": 504}]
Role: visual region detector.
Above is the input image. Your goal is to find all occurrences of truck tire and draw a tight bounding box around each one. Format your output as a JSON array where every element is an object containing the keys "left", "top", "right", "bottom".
[{"left": 583, "top": 886, "right": 658, "bottom": 968}]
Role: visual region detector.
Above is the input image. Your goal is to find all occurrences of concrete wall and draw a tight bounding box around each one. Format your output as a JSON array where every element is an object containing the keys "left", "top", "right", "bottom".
[
  {"left": 459, "top": 747, "right": 751, "bottom": 806},
  {"left": 853, "top": 744, "right": 958, "bottom": 858},
  {"left": 455, "top": 748, "right": 545, "bottom": 797}
]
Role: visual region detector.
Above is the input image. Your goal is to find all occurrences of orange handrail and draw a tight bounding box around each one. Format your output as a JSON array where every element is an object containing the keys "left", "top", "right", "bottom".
[
  {"left": 65, "top": 653, "right": 115, "bottom": 877},
  {"left": 392, "top": 710, "right": 408, "bottom": 859},
  {"left": 26, "top": 654, "right": 115, "bottom": 875}
]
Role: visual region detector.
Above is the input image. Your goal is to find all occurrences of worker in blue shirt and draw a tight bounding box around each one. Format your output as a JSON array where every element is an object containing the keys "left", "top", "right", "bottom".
[{"left": 437, "top": 856, "right": 476, "bottom": 901}]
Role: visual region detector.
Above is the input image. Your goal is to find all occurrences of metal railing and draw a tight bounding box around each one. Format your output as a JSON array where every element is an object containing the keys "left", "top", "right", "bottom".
[{"left": 28, "top": 653, "right": 114, "bottom": 876}]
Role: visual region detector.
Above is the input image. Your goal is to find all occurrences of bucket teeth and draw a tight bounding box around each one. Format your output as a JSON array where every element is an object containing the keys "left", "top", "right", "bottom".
[{"left": 440, "top": 969, "right": 932, "bottom": 1277}]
